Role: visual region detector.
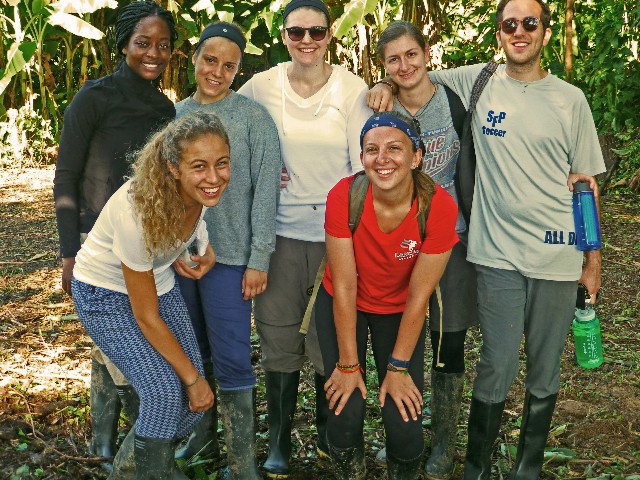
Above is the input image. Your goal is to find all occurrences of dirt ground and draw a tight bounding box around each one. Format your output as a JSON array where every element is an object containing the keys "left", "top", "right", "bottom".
[{"left": 1, "top": 167, "right": 638, "bottom": 479}]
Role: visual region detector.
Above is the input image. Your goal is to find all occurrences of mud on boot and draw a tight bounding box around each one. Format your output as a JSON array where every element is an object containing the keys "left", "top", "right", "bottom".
[
  {"left": 134, "top": 435, "right": 187, "bottom": 480},
  {"left": 109, "top": 427, "right": 135, "bottom": 480},
  {"left": 218, "top": 389, "right": 262, "bottom": 480},
  {"left": 89, "top": 357, "right": 121, "bottom": 469},
  {"left": 176, "top": 363, "right": 219, "bottom": 461},
  {"left": 328, "top": 442, "right": 366, "bottom": 480},
  {"left": 387, "top": 450, "right": 423, "bottom": 480},
  {"left": 424, "top": 371, "right": 464, "bottom": 479}
]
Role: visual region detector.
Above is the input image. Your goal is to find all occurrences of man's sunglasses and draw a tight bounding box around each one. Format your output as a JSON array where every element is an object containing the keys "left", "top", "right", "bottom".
[
  {"left": 285, "top": 26, "right": 329, "bottom": 42},
  {"left": 499, "top": 16, "right": 540, "bottom": 34}
]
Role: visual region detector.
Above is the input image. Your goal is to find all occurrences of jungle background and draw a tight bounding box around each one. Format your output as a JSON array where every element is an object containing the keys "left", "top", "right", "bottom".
[{"left": 0, "top": 0, "right": 639, "bottom": 478}]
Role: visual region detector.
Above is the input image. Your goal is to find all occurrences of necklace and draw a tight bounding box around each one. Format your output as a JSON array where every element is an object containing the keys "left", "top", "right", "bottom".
[{"left": 396, "top": 84, "right": 438, "bottom": 118}]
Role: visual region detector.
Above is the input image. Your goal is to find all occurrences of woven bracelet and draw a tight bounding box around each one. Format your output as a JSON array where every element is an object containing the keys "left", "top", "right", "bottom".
[
  {"left": 185, "top": 372, "right": 201, "bottom": 388},
  {"left": 336, "top": 363, "right": 363, "bottom": 374},
  {"left": 387, "top": 363, "right": 410, "bottom": 375}
]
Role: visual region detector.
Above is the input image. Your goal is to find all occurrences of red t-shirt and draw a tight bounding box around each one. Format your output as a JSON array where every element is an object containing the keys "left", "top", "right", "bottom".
[{"left": 323, "top": 175, "right": 459, "bottom": 314}]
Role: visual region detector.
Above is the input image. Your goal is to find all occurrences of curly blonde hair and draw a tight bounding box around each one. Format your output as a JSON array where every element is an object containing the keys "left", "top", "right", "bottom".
[{"left": 128, "top": 111, "right": 229, "bottom": 256}]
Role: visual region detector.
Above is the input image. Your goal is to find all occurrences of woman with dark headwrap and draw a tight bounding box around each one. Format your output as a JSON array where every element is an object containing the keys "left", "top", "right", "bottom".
[
  {"left": 174, "top": 22, "right": 280, "bottom": 479},
  {"left": 317, "top": 112, "right": 457, "bottom": 479},
  {"left": 53, "top": 0, "right": 176, "bottom": 470}
]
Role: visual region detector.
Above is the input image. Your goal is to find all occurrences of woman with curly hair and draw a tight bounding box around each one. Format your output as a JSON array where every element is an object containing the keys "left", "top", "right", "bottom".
[
  {"left": 70, "top": 111, "right": 228, "bottom": 478},
  {"left": 53, "top": 0, "right": 177, "bottom": 466}
]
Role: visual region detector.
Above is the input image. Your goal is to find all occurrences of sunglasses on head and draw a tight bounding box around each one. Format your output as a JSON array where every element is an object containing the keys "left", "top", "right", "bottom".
[
  {"left": 285, "top": 26, "right": 328, "bottom": 42},
  {"left": 499, "top": 16, "right": 540, "bottom": 34}
]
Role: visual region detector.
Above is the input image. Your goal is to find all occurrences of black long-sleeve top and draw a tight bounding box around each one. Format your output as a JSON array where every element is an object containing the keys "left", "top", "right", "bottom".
[{"left": 53, "top": 62, "right": 175, "bottom": 258}]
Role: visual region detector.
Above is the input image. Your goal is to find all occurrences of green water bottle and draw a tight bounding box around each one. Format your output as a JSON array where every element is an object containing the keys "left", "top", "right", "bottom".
[{"left": 572, "top": 286, "right": 603, "bottom": 369}]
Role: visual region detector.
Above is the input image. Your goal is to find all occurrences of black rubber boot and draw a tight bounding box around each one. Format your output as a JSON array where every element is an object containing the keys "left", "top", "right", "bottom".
[
  {"left": 134, "top": 435, "right": 187, "bottom": 480},
  {"left": 116, "top": 385, "right": 140, "bottom": 427},
  {"left": 109, "top": 427, "right": 135, "bottom": 480},
  {"left": 510, "top": 392, "right": 558, "bottom": 480},
  {"left": 387, "top": 450, "right": 423, "bottom": 480},
  {"left": 314, "top": 372, "right": 330, "bottom": 459},
  {"left": 462, "top": 397, "right": 505, "bottom": 480},
  {"left": 425, "top": 371, "right": 465, "bottom": 479},
  {"left": 175, "top": 363, "right": 219, "bottom": 461},
  {"left": 328, "top": 442, "right": 366, "bottom": 480},
  {"left": 262, "top": 371, "right": 300, "bottom": 479},
  {"left": 218, "top": 389, "right": 262, "bottom": 480},
  {"left": 89, "top": 357, "right": 121, "bottom": 458}
]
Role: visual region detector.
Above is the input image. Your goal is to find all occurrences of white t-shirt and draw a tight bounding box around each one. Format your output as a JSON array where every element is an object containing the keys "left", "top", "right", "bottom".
[
  {"left": 73, "top": 180, "right": 208, "bottom": 295},
  {"left": 239, "top": 63, "right": 371, "bottom": 242},
  {"left": 430, "top": 64, "right": 606, "bottom": 281}
]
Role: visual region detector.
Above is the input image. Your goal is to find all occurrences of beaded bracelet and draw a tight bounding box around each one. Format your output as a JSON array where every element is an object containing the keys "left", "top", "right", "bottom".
[
  {"left": 376, "top": 79, "right": 397, "bottom": 95},
  {"left": 388, "top": 355, "right": 410, "bottom": 369},
  {"left": 185, "top": 372, "right": 201, "bottom": 388},
  {"left": 387, "top": 363, "right": 410, "bottom": 375},
  {"left": 336, "top": 362, "right": 363, "bottom": 374}
]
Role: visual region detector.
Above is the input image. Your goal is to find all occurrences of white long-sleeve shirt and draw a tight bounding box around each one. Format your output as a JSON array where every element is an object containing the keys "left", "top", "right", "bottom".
[{"left": 239, "top": 62, "right": 371, "bottom": 242}]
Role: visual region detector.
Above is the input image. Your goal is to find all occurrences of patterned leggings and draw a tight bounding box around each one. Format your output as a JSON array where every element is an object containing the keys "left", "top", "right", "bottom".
[{"left": 72, "top": 278, "right": 204, "bottom": 439}]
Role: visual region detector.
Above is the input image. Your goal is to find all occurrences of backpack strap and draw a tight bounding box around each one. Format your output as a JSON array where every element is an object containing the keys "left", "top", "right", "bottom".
[
  {"left": 348, "top": 171, "right": 369, "bottom": 234},
  {"left": 468, "top": 61, "right": 498, "bottom": 114},
  {"left": 301, "top": 171, "right": 369, "bottom": 335},
  {"left": 455, "top": 61, "right": 499, "bottom": 226},
  {"left": 444, "top": 85, "right": 465, "bottom": 140}
]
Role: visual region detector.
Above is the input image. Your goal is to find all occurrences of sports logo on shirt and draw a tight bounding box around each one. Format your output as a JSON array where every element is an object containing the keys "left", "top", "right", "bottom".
[
  {"left": 395, "top": 239, "right": 420, "bottom": 260},
  {"left": 482, "top": 110, "right": 507, "bottom": 138}
]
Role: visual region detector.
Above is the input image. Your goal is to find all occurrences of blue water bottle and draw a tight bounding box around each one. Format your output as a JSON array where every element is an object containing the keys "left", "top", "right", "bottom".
[
  {"left": 572, "top": 181, "right": 602, "bottom": 251},
  {"left": 572, "top": 285, "right": 604, "bottom": 369}
]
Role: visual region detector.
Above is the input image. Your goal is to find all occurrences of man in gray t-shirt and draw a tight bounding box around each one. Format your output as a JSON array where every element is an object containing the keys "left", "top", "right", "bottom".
[
  {"left": 430, "top": 1, "right": 605, "bottom": 479},
  {"left": 369, "top": 0, "right": 605, "bottom": 478}
]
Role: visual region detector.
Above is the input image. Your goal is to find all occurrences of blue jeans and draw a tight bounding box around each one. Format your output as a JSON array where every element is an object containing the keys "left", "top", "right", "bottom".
[{"left": 177, "top": 263, "right": 256, "bottom": 391}]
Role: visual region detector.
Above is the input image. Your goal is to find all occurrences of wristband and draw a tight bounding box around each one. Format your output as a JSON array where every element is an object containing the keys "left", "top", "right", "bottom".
[
  {"left": 336, "top": 362, "right": 363, "bottom": 374},
  {"left": 185, "top": 372, "right": 201, "bottom": 388},
  {"left": 388, "top": 355, "right": 410, "bottom": 369},
  {"left": 376, "top": 79, "right": 397, "bottom": 95},
  {"left": 387, "top": 363, "right": 410, "bottom": 375}
]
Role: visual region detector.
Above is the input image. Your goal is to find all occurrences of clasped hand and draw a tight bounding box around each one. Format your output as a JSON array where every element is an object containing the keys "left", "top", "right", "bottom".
[
  {"left": 173, "top": 243, "right": 216, "bottom": 280},
  {"left": 186, "top": 376, "right": 214, "bottom": 413}
]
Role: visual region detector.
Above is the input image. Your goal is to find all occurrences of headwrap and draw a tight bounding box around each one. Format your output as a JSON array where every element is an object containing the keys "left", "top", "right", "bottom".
[
  {"left": 283, "top": 0, "right": 330, "bottom": 25},
  {"left": 195, "top": 22, "right": 247, "bottom": 54},
  {"left": 359, "top": 113, "right": 424, "bottom": 152}
]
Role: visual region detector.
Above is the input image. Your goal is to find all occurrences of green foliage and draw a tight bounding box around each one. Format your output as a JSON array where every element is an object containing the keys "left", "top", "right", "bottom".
[
  {"left": 0, "top": 0, "right": 639, "bottom": 170},
  {"left": 0, "top": 104, "right": 55, "bottom": 168},
  {"left": 611, "top": 130, "right": 640, "bottom": 188},
  {"left": 571, "top": 1, "right": 640, "bottom": 134}
]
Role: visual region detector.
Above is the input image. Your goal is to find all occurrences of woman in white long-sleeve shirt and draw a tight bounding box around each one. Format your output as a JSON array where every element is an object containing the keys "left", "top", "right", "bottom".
[{"left": 238, "top": 0, "right": 371, "bottom": 476}]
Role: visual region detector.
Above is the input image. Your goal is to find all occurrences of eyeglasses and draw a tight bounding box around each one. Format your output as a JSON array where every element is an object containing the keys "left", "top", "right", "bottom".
[
  {"left": 499, "top": 16, "right": 540, "bottom": 34},
  {"left": 285, "top": 26, "right": 328, "bottom": 42}
]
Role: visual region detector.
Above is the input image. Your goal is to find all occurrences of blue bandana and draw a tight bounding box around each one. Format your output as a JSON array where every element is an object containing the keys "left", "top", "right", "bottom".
[{"left": 359, "top": 113, "right": 423, "bottom": 151}]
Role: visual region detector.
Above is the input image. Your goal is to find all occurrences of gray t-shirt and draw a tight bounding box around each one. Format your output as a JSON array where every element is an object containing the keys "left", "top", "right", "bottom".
[
  {"left": 175, "top": 92, "right": 281, "bottom": 272},
  {"left": 392, "top": 86, "right": 465, "bottom": 233},
  {"left": 430, "top": 64, "right": 606, "bottom": 281}
]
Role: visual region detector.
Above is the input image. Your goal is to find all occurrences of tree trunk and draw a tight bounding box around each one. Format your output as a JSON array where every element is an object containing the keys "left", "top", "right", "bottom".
[{"left": 564, "top": 0, "right": 575, "bottom": 84}]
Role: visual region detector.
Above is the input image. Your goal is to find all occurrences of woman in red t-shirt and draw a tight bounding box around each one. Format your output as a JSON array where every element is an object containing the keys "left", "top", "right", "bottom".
[{"left": 316, "top": 111, "right": 458, "bottom": 478}]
